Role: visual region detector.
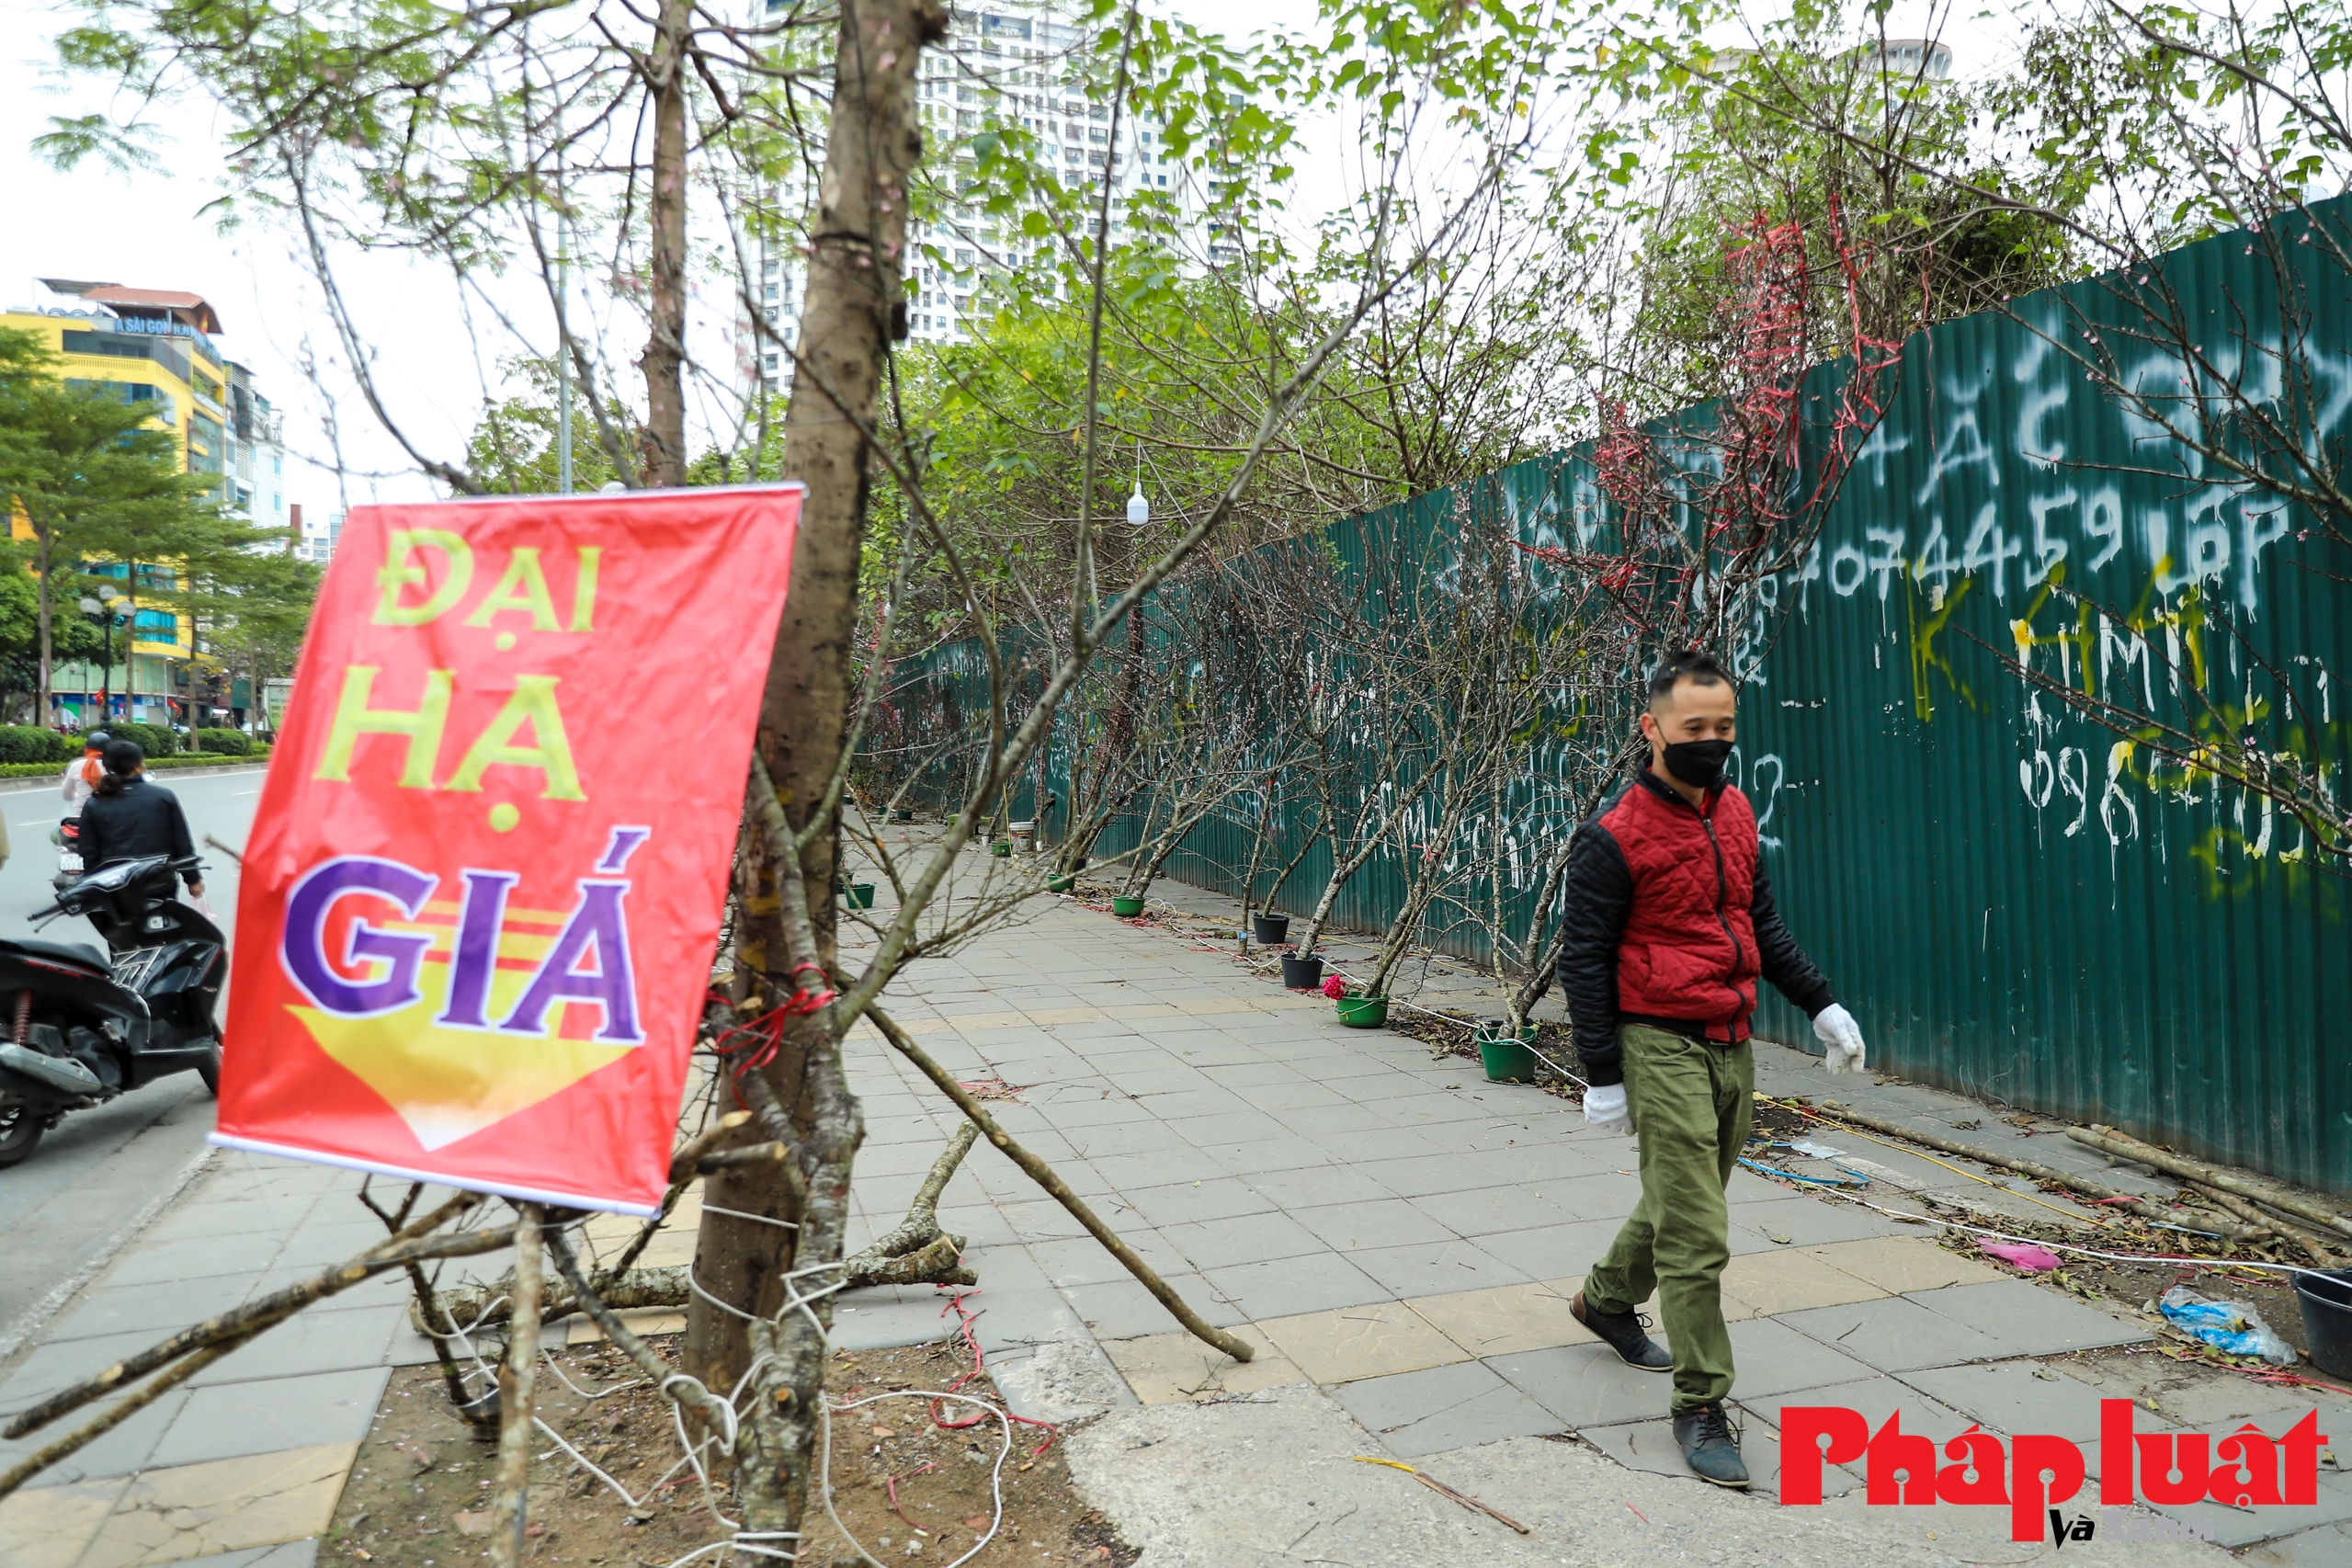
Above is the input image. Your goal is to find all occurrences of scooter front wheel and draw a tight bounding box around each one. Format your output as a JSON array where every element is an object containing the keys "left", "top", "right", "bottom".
[{"left": 0, "top": 1098, "right": 45, "bottom": 1168}]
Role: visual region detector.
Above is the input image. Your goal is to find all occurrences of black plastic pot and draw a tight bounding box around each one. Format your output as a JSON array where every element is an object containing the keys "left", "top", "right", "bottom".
[
  {"left": 1252, "top": 913, "right": 1290, "bottom": 945},
  {"left": 1280, "top": 953, "right": 1325, "bottom": 991},
  {"left": 2296, "top": 1268, "right": 2352, "bottom": 1380}
]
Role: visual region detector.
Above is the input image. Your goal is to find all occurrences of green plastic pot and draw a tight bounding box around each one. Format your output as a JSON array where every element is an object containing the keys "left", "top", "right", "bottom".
[
  {"left": 1111, "top": 895, "right": 1146, "bottom": 917},
  {"left": 1335, "top": 994, "right": 1389, "bottom": 1028},
  {"left": 990, "top": 840, "right": 1012, "bottom": 858},
  {"left": 892, "top": 808, "right": 915, "bottom": 823},
  {"left": 1047, "top": 874, "right": 1076, "bottom": 893},
  {"left": 1476, "top": 1035, "right": 1539, "bottom": 1083},
  {"left": 845, "top": 882, "right": 876, "bottom": 910}
]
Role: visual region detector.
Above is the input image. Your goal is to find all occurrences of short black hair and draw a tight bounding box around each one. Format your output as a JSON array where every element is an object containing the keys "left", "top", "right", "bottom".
[
  {"left": 1649, "top": 650, "right": 1731, "bottom": 706},
  {"left": 103, "top": 738, "right": 144, "bottom": 774}
]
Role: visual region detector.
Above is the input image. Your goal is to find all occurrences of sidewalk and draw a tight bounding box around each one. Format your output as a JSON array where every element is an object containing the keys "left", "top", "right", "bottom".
[
  {"left": 810, "top": 871, "right": 2350, "bottom": 1563},
  {"left": 6, "top": 859, "right": 2346, "bottom": 1566}
]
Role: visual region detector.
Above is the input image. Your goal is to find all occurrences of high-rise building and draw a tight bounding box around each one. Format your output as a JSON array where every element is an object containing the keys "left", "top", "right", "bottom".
[
  {"left": 1, "top": 280, "right": 281, "bottom": 727},
  {"left": 736, "top": 1, "right": 1209, "bottom": 396},
  {"left": 223, "top": 359, "right": 289, "bottom": 534},
  {"left": 294, "top": 506, "right": 346, "bottom": 564}
]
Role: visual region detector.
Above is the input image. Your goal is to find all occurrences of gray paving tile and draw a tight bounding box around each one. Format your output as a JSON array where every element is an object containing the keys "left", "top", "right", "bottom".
[
  {"left": 1290, "top": 1198, "right": 1455, "bottom": 1253},
  {"left": 99, "top": 1229, "right": 290, "bottom": 1288},
  {"left": 1351, "top": 1153, "right": 1509, "bottom": 1198},
  {"left": 989, "top": 1198, "right": 1096, "bottom": 1241},
  {"left": 834, "top": 1297, "right": 958, "bottom": 1351},
  {"left": 2245, "top": 1521, "right": 2352, "bottom": 1563},
  {"left": 1086, "top": 1147, "right": 1212, "bottom": 1190},
  {"left": 1119, "top": 1088, "right": 1238, "bottom": 1122},
  {"left": 1581, "top": 1404, "right": 1862, "bottom": 1501},
  {"left": 1121, "top": 1176, "right": 1279, "bottom": 1228},
  {"left": 1028, "top": 1232, "right": 1194, "bottom": 1288},
  {"left": 1202, "top": 1253, "right": 1391, "bottom": 1321},
  {"left": 138, "top": 1196, "right": 318, "bottom": 1245},
  {"left": 1231, "top": 1080, "right": 1352, "bottom": 1113},
  {"left": 1774, "top": 1294, "right": 2009, "bottom": 1373},
  {"left": 1200, "top": 1061, "right": 1314, "bottom": 1090},
  {"left": 1405, "top": 1186, "right": 1574, "bottom": 1240},
  {"left": 1908, "top": 1278, "right": 2152, "bottom": 1355},
  {"left": 1276, "top": 1104, "right": 1401, "bottom": 1140},
  {"left": 1056, "top": 1274, "right": 1245, "bottom": 1338},
  {"left": 1463, "top": 1218, "right": 1623, "bottom": 1282},
  {"left": 1193, "top": 1137, "right": 1345, "bottom": 1178},
  {"left": 1479, "top": 1142, "right": 1642, "bottom": 1184},
  {"left": 187, "top": 1305, "right": 403, "bottom": 1388},
  {"left": 0, "top": 1328, "right": 165, "bottom": 1414},
  {"left": 1165, "top": 1108, "right": 1293, "bottom": 1147},
  {"left": 1725, "top": 1195, "right": 1915, "bottom": 1247},
  {"left": 0, "top": 1388, "right": 190, "bottom": 1486},
  {"left": 1486, "top": 1342, "right": 1675, "bottom": 1429},
  {"left": 1903, "top": 1358, "right": 2130, "bottom": 1441},
  {"left": 43, "top": 1273, "right": 254, "bottom": 1341},
  {"left": 1155, "top": 1211, "right": 1328, "bottom": 1271},
  {"left": 1221, "top": 1162, "right": 1375, "bottom": 1211},
  {"left": 1720, "top": 1314, "right": 1880, "bottom": 1396},
  {"left": 1338, "top": 1360, "right": 1562, "bottom": 1459},
  {"left": 1348, "top": 1237, "right": 1529, "bottom": 1297},
  {"left": 148, "top": 1365, "right": 393, "bottom": 1468}
]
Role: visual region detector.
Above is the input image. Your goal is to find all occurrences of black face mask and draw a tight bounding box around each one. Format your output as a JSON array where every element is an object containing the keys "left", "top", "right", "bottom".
[{"left": 1660, "top": 737, "right": 1733, "bottom": 790}]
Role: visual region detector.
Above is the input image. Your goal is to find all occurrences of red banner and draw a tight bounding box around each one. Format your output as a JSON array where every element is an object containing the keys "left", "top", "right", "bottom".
[{"left": 214, "top": 485, "right": 802, "bottom": 1213}]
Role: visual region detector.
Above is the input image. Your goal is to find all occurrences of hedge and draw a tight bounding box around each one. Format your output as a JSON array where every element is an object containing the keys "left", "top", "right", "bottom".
[
  {"left": 196, "top": 728, "right": 253, "bottom": 756},
  {"left": 0, "top": 750, "right": 269, "bottom": 780}
]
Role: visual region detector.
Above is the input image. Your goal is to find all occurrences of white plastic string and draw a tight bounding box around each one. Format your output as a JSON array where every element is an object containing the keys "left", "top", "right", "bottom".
[
  {"left": 817, "top": 1386, "right": 1016, "bottom": 1568},
  {"left": 700, "top": 1203, "right": 801, "bottom": 1231}
]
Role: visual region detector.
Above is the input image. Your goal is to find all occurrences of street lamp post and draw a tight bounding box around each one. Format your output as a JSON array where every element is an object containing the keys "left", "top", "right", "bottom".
[{"left": 77, "top": 585, "right": 127, "bottom": 728}]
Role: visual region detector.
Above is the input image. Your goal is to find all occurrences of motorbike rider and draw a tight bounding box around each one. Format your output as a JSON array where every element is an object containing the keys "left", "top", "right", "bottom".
[
  {"left": 77, "top": 740, "right": 205, "bottom": 903},
  {"left": 60, "top": 729, "right": 108, "bottom": 819}
]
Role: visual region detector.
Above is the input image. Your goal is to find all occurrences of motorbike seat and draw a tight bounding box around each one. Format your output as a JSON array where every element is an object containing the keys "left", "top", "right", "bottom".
[{"left": 3, "top": 937, "right": 111, "bottom": 973}]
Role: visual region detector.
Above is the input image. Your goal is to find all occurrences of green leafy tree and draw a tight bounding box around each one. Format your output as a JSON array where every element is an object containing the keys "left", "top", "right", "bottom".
[{"left": 0, "top": 326, "right": 225, "bottom": 723}]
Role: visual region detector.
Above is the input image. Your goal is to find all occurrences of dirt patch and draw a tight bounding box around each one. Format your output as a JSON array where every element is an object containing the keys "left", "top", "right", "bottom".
[{"left": 326, "top": 1333, "right": 1138, "bottom": 1568}]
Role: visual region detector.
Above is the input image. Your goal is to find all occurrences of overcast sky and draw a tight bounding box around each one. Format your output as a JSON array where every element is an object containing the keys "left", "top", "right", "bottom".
[{"left": 0, "top": 0, "right": 2004, "bottom": 517}]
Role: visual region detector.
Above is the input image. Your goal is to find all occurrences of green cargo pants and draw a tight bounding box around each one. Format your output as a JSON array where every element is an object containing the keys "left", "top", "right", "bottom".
[{"left": 1582, "top": 1023, "right": 1754, "bottom": 1414}]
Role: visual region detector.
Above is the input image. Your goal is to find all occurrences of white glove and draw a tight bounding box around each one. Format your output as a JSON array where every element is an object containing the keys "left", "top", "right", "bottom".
[
  {"left": 1814, "top": 1003, "right": 1866, "bottom": 1076},
  {"left": 1582, "top": 1082, "right": 1632, "bottom": 1135}
]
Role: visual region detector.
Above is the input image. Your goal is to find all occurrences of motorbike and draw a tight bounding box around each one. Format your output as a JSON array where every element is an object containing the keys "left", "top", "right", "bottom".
[
  {"left": 0, "top": 855, "right": 225, "bottom": 1168},
  {"left": 53, "top": 815, "right": 84, "bottom": 892}
]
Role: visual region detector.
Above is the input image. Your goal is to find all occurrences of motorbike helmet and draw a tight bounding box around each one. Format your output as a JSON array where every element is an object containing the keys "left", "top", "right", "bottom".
[{"left": 84, "top": 729, "right": 110, "bottom": 750}]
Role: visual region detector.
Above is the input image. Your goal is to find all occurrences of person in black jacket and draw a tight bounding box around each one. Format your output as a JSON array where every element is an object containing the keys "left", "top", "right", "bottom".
[
  {"left": 1552, "top": 651, "right": 1864, "bottom": 1490},
  {"left": 78, "top": 740, "right": 205, "bottom": 900}
]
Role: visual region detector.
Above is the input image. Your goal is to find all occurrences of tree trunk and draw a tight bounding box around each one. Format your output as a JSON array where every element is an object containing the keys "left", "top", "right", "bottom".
[
  {"left": 637, "top": 0, "right": 694, "bottom": 488},
  {"left": 35, "top": 529, "right": 52, "bottom": 726},
  {"left": 684, "top": 0, "right": 942, "bottom": 1538}
]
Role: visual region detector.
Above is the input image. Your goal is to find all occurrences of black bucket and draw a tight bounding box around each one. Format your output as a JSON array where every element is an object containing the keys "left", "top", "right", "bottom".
[
  {"left": 1280, "top": 953, "right": 1324, "bottom": 991},
  {"left": 2295, "top": 1268, "right": 2352, "bottom": 1380},
  {"left": 1252, "top": 914, "right": 1290, "bottom": 945}
]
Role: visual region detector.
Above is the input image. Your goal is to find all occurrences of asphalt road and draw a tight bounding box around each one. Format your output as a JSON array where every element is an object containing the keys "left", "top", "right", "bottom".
[{"left": 0, "top": 764, "right": 267, "bottom": 1347}]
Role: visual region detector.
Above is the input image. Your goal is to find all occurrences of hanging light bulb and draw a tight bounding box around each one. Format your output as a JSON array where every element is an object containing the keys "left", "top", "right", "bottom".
[{"left": 1126, "top": 483, "right": 1150, "bottom": 527}]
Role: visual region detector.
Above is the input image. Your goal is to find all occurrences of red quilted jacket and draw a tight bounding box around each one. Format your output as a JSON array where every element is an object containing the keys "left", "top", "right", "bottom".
[{"left": 1553, "top": 770, "right": 1834, "bottom": 1085}]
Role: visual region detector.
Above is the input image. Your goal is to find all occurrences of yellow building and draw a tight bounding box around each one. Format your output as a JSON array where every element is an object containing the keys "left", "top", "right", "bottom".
[{"left": 4, "top": 285, "right": 219, "bottom": 727}]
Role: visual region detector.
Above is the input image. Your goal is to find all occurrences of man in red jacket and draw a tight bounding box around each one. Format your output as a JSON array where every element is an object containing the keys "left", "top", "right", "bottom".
[{"left": 1554, "top": 650, "right": 1866, "bottom": 1488}]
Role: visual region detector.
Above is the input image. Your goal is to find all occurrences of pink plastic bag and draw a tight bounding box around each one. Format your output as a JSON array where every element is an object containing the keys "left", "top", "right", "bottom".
[{"left": 1978, "top": 1240, "right": 2062, "bottom": 1272}]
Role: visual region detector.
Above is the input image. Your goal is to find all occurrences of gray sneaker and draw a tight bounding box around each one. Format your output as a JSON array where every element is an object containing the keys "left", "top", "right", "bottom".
[
  {"left": 1672, "top": 1403, "right": 1750, "bottom": 1488},
  {"left": 1570, "top": 1290, "right": 1671, "bottom": 1371}
]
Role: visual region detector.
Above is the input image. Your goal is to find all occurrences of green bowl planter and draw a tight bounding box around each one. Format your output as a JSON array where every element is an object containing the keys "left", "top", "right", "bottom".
[
  {"left": 1048, "top": 874, "right": 1076, "bottom": 893},
  {"left": 990, "top": 840, "right": 1012, "bottom": 858},
  {"left": 845, "top": 882, "right": 876, "bottom": 910},
  {"left": 892, "top": 808, "right": 915, "bottom": 823},
  {"left": 1335, "top": 994, "right": 1389, "bottom": 1028},
  {"left": 1111, "top": 895, "right": 1146, "bottom": 917}
]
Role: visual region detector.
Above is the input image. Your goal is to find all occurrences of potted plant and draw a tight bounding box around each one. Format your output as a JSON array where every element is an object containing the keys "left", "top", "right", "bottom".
[
  {"left": 1047, "top": 873, "right": 1077, "bottom": 894},
  {"left": 1251, "top": 912, "right": 1290, "bottom": 945},
  {"left": 991, "top": 839, "right": 1013, "bottom": 858},
  {"left": 1279, "top": 949, "right": 1325, "bottom": 990},
  {"left": 892, "top": 807, "right": 915, "bottom": 823},
  {"left": 1472, "top": 1018, "right": 1540, "bottom": 1083},
  {"left": 1111, "top": 894, "right": 1146, "bottom": 917},
  {"left": 845, "top": 882, "right": 877, "bottom": 910},
  {"left": 1324, "top": 973, "right": 1387, "bottom": 1028}
]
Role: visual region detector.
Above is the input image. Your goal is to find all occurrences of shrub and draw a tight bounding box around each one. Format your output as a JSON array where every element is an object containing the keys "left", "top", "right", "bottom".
[
  {"left": 0, "top": 726, "right": 62, "bottom": 765},
  {"left": 196, "top": 728, "right": 252, "bottom": 756},
  {"left": 107, "top": 721, "right": 176, "bottom": 757}
]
